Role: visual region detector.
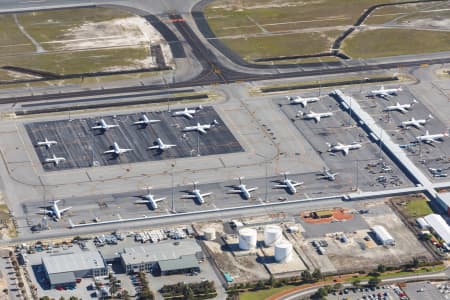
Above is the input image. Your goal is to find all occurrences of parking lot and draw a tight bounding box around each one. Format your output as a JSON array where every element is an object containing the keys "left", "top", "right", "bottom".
[
  {"left": 327, "top": 285, "right": 405, "bottom": 300},
  {"left": 25, "top": 106, "right": 243, "bottom": 171},
  {"left": 277, "top": 92, "right": 412, "bottom": 192},
  {"left": 351, "top": 87, "right": 450, "bottom": 181}
]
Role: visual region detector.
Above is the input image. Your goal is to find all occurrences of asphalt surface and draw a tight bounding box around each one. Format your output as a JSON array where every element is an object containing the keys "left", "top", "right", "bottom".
[{"left": 25, "top": 106, "right": 243, "bottom": 171}]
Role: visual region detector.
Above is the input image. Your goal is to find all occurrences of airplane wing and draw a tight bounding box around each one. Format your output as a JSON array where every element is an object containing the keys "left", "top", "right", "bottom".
[
  {"left": 273, "top": 184, "right": 287, "bottom": 188},
  {"left": 154, "top": 197, "right": 166, "bottom": 202},
  {"left": 91, "top": 126, "right": 102, "bottom": 129},
  {"left": 198, "top": 128, "right": 207, "bottom": 134},
  {"left": 247, "top": 187, "right": 258, "bottom": 192},
  {"left": 201, "top": 192, "right": 212, "bottom": 197},
  {"left": 181, "top": 194, "right": 197, "bottom": 199},
  {"left": 314, "top": 116, "right": 320, "bottom": 123},
  {"left": 228, "top": 189, "right": 241, "bottom": 193},
  {"left": 398, "top": 107, "right": 407, "bottom": 113},
  {"left": 135, "top": 200, "right": 150, "bottom": 204},
  {"left": 343, "top": 148, "right": 349, "bottom": 156},
  {"left": 59, "top": 207, "right": 72, "bottom": 214},
  {"left": 292, "top": 182, "right": 304, "bottom": 187},
  {"left": 103, "top": 150, "right": 115, "bottom": 154},
  {"left": 184, "top": 112, "right": 193, "bottom": 119},
  {"left": 148, "top": 145, "right": 161, "bottom": 150}
]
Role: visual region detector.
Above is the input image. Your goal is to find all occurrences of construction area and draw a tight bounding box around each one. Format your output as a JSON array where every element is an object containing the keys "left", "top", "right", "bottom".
[{"left": 193, "top": 199, "right": 435, "bottom": 283}]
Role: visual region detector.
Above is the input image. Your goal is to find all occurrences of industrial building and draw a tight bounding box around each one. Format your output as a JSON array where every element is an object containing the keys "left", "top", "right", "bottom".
[
  {"left": 371, "top": 225, "right": 395, "bottom": 246},
  {"left": 436, "top": 192, "right": 450, "bottom": 216},
  {"left": 422, "top": 214, "right": 450, "bottom": 249},
  {"left": 120, "top": 239, "right": 203, "bottom": 274},
  {"left": 42, "top": 251, "right": 107, "bottom": 288}
]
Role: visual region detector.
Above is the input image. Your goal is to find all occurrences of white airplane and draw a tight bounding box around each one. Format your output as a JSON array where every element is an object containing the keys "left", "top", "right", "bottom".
[
  {"left": 228, "top": 177, "right": 258, "bottom": 200},
  {"left": 317, "top": 167, "right": 339, "bottom": 181},
  {"left": 415, "top": 130, "right": 448, "bottom": 144},
  {"left": 36, "top": 138, "right": 57, "bottom": 148},
  {"left": 287, "top": 95, "right": 320, "bottom": 107},
  {"left": 44, "top": 154, "right": 66, "bottom": 166},
  {"left": 133, "top": 114, "right": 160, "bottom": 126},
  {"left": 148, "top": 138, "right": 176, "bottom": 151},
  {"left": 326, "top": 142, "right": 362, "bottom": 156},
  {"left": 103, "top": 142, "right": 133, "bottom": 156},
  {"left": 383, "top": 100, "right": 417, "bottom": 114},
  {"left": 91, "top": 119, "right": 120, "bottom": 131},
  {"left": 135, "top": 187, "right": 165, "bottom": 210},
  {"left": 183, "top": 120, "right": 218, "bottom": 134},
  {"left": 181, "top": 182, "right": 212, "bottom": 205},
  {"left": 368, "top": 86, "right": 402, "bottom": 99},
  {"left": 172, "top": 106, "right": 202, "bottom": 119},
  {"left": 400, "top": 115, "right": 433, "bottom": 129},
  {"left": 273, "top": 173, "right": 303, "bottom": 194},
  {"left": 40, "top": 200, "right": 71, "bottom": 220},
  {"left": 298, "top": 110, "right": 333, "bottom": 123}
]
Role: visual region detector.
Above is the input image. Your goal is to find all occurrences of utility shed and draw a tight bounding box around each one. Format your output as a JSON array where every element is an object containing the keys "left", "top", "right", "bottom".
[
  {"left": 371, "top": 225, "right": 395, "bottom": 246},
  {"left": 423, "top": 214, "right": 450, "bottom": 247}
]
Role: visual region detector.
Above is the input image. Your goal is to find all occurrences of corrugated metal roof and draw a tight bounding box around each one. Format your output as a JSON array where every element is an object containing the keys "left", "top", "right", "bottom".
[
  {"left": 48, "top": 272, "right": 76, "bottom": 285},
  {"left": 158, "top": 255, "right": 199, "bottom": 272},
  {"left": 424, "top": 214, "right": 450, "bottom": 245},
  {"left": 371, "top": 225, "right": 394, "bottom": 243},
  {"left": 42, "top": 251, "right": 105, "bottom": 274},
  {"left": 121, "top": 239, "right": 201, "bottom": 265}
]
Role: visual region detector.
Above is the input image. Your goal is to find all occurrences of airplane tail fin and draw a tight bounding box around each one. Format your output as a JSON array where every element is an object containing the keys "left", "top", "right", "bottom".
[
  {"left": 427, "top": 114, "right": 433, "bottom": 120},
  {"left": 198, "top": 105, "right": 203, "bottom": 111},
  {"left": 211, "top": 119, "right": 219, "bottom": 126},
  {"left": 326, "top": 142, "right": 331, "bottom": 149},
  {"left": 411, "top": 99, "right": 418, "bottom": 105}
]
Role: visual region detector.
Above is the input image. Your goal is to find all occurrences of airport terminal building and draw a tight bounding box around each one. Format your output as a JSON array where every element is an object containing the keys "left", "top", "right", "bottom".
[
  {"left": 42, "top": 251, "right": 107, "bottom": 288},
  {"left": 120, "top": 240, "right": 203, "bottom": 274}
]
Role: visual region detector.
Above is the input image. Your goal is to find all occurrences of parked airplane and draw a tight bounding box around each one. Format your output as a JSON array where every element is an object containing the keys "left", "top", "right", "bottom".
[
  {"left": 133, "top": 114, "right": 160, "bottom": 126},
  {"left": 103, "top": 142, "right": 133, "bottom": 156},
  {"left": 368, "top": 86, "right": 402, "bottom": 99},
  {"left": 326, "top": 142, "right": 362, "bottom": 156},
  {"left": 135, "top": 187, "right": 165, "bottom": 210},
  {"left": 287, "top": 95, "right": 319, "bottom": 107},
  {"left": 181, "top": 182, "right": 212, "bottom": 204},
  {"left": 383, "top": 100, "right": 417, "bottom": 114},
  {"left": 298, "top": 110, "right": 333, "bottom": 123},
  {"left": 45, "top": 154, "right": 66, "bottom": 166},
  {"left": 91, "top": 119, "right": 120, "bottom": 131},
  {"left": 172, "top": 106, "right": 202, "bottom": 119},
  {"left": 148, "top": 138, "right": 176, "bottom": 151},
  {"left": 415, "top": 130, "right": 448, "bottom": 144},
  {"left": 40, "top": 200, "right": 71, "bottom": 220},
  {"left": 400, "top": 115, "right": 433, "bottom": 129},
  {"left": 36, "top": 138, "right": 57, "bottom": 148},
  {"left": 317, "top": 167, "right": 339, "bottom": 181},
  {"left": 228, "top": 177, "right": 258, "bottom": 200},
  {"left": 183, "top": 120, "right": 218, "bottom": 134},
  {"left": 273, "top": 173, "right": 303, "bottom": 194}
]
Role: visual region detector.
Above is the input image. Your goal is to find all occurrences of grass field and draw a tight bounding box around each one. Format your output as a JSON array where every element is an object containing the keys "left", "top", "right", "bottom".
[
  {"left": 239, "top": 285, "right": 296, "bottom": 300},
  {"left": 221, "top": 31, "right": 340, "bottom": 61},
  {"left": 0, "top": 7, "right": 154, "bottom": 79},
  {"left": 342, "top": 29, "right": 450, "bottom": 58},
  {"left": 205, "top": 0, "right": 449, "bottom": 61},
  {"left": 403, "top": 199, "right": 433, "bottom": 218}
]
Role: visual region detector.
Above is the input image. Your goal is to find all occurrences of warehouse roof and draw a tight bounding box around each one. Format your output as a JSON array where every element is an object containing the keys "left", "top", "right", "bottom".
[
  {"left": 158, "top": 255, "right": 199, "bottom": 272},
  {"left": 48, "top": 272, "right": 76, "bottom": 286},
  {"left": 121, "top": 240, "right": 201, "bottom": 266},
  {"left": 423, "top": 214, "right": 450, "bottom": 245},
  {"left": 371, "top": 225, "right": 394, "bottom": 242},
  {"left": 42, "top": 251, "right": 106, "bottom": 274}
]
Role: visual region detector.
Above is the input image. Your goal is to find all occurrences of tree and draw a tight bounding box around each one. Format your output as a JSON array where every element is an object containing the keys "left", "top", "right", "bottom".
[
  {"left": 368, "top": 277, "right": 381, "bottom": 287},
  {"left": 352, "top": 279, "right": 361, "bottom": 289},
  {"left": 18, "top": 282, "right": 24, "bottom": 288},
  {"left": 316, "top": 287, "right": 328, "bottom": 299},
  {"left": 301, "top": 270, "right": 313, "bottom": 283},
  {"left": 183, "top": 285, "right": 194, "bottom": 300},
  {"left": 377, "top": 264, "right": 386, "bottom": 273},
  {"left": 312, "top": 268, "right": 323, "bottom": 281},
  {"left": 411, "top": 257, "right": 420, "bottom": 268},
  {"left": 333, "top": 282, "right": 343, "bottom": 292},
  {"left": 2, "top": 288, "right": 8, "bottom": 295},
  {"left": 255, "top": 280, "right": 265, "bottom": 290}
]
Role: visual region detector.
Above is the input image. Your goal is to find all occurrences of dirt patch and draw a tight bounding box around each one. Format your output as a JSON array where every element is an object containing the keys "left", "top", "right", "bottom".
[{"left": 301, "top": 207, "right": 354, "bottom": 224}]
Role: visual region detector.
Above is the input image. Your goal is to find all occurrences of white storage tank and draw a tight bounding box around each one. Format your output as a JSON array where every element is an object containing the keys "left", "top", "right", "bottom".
[
  {"left": 203, "top": 228, "right": 216, "bottom": 240},
  {"left": 239, "top": 228, "right": 257, "bottom": 250},
  {"left": 264, "top": 225, "right": 282, "bottom": 247},
  {"left": 275, "top": 242, "right": 293, "bottom": 263}
]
